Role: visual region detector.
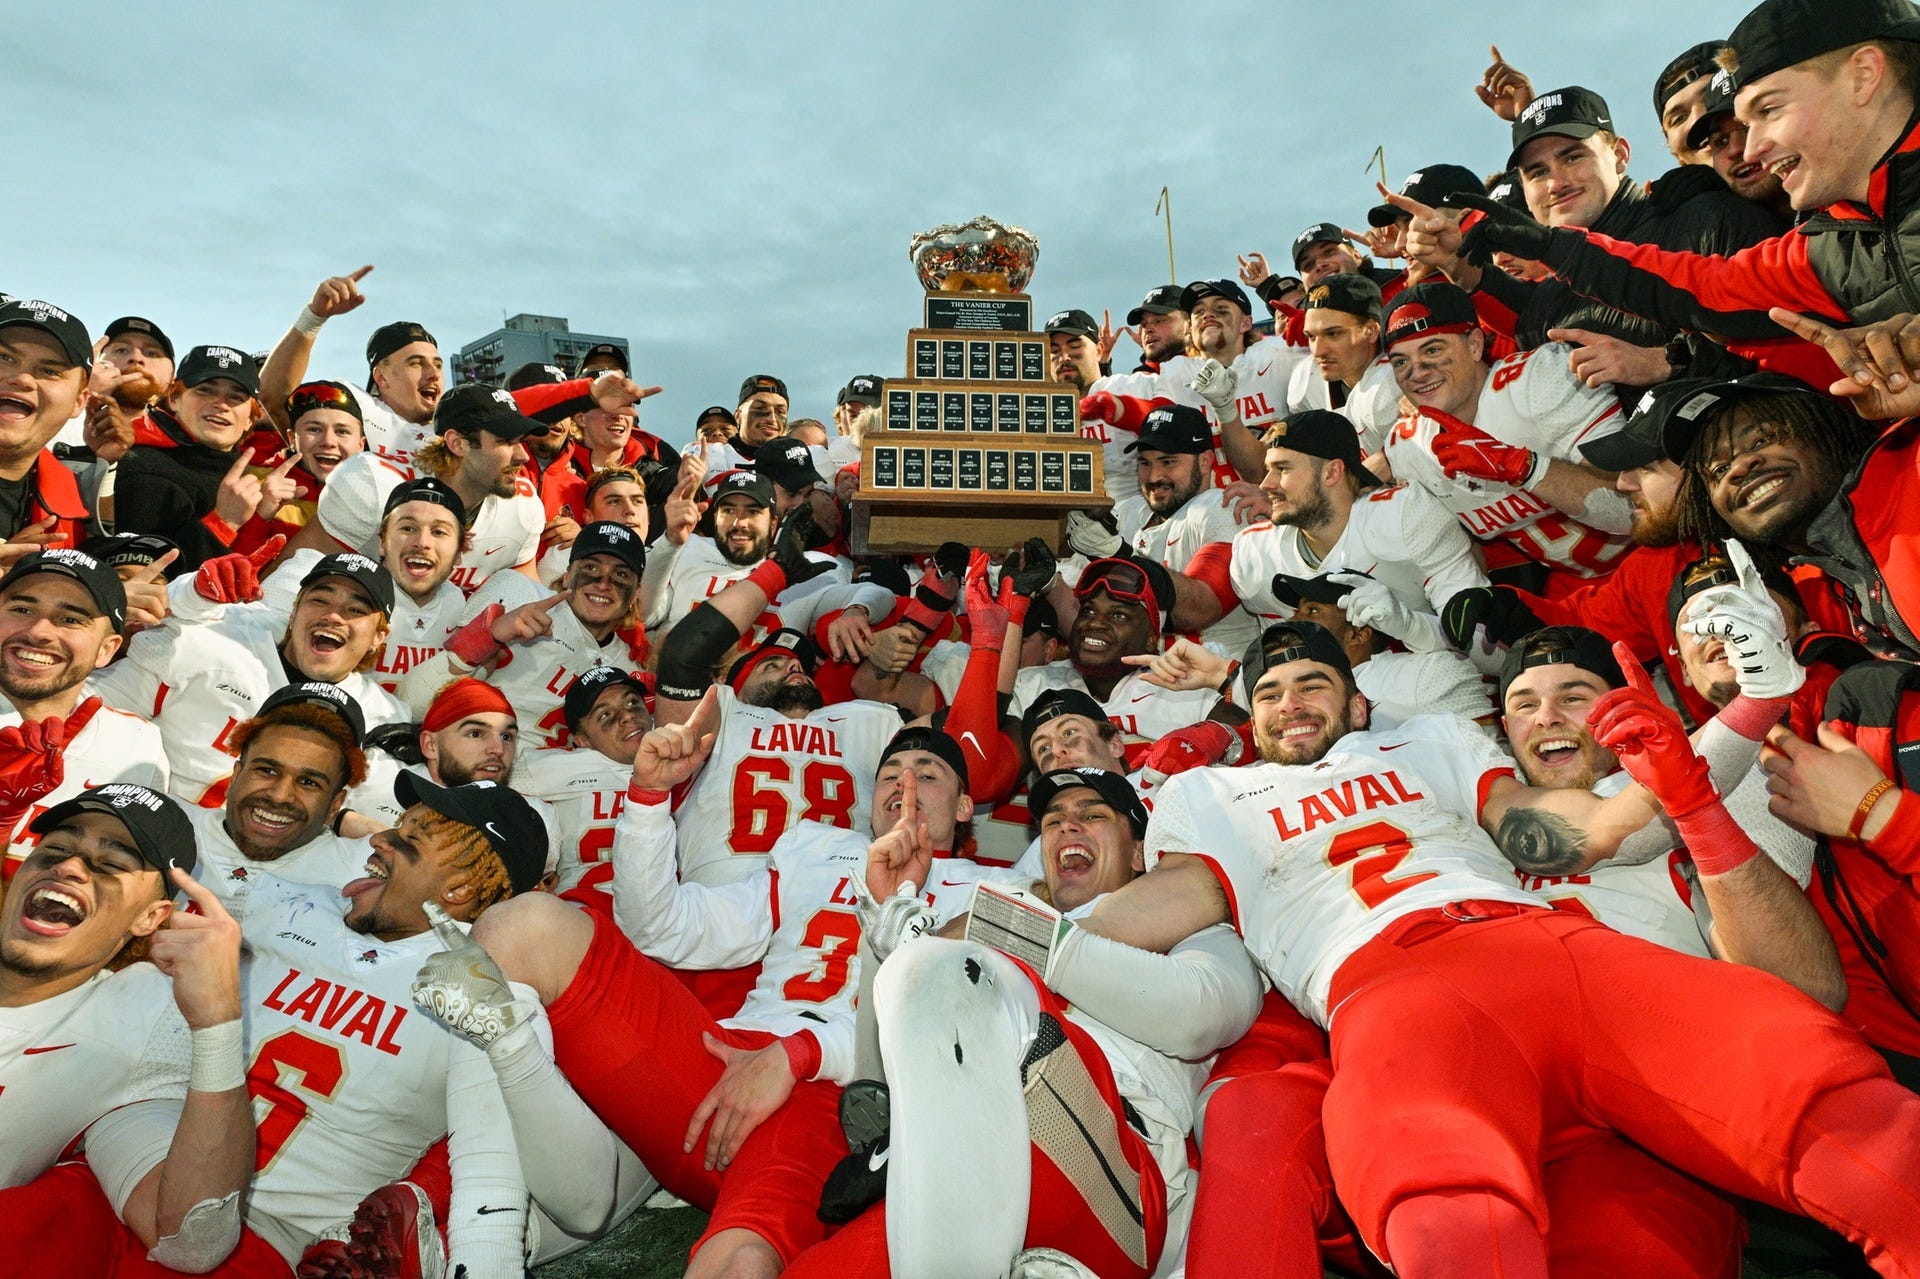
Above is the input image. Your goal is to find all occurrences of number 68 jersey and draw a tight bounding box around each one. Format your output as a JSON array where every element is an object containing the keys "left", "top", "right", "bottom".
[
  {"left": 670, "top": 686, "right": 904, "bottom": 887},
  {"left": 1144, "top": 714, "right": 1536, "bottom": 1027}
]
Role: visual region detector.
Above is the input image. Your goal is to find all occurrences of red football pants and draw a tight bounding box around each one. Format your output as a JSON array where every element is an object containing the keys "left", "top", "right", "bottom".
[
  {"left": 1322, "top": 903, "right": 1920, "bottom": 1279},
  {"left": 545, "top": 907, "right": 846, "bottom": 1266}
]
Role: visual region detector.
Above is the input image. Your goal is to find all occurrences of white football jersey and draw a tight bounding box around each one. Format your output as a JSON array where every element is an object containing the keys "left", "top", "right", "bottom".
[
  {"left": 0, "top": 691, "right": 169, "bottom": 872},
  {"left": 235, "top": 875, "right": 520, "bottom": 1264},
  {"left": 404, "top": 569, "right": 647, "bottom": 752},
  {"left": 91, "top": 605, "right": 412, "bottom": 809},
  {"left": 1227, "top": 481, "right": 1488, "bottom": 653},
  {"left": 671, "top": 686, "right": 902, "bottom": 886},
  {"left": 642, "top": 535, "right": 845, "bottom": 653},
  {"left": 1079, "top": 368, "right": 1160, "bottom": 502},
  {"left": 1383, "top": 343, "right": 1630, "bottom": 578},
  {"left": 1158, "top": 344, "right": 1306, "bottom": 490},
  {"left": 1284, "top": 355, "right": 1402, "bottom": 455},
  {"left": 184, "top": 805, "right": 368, "bottom": 911},
  {"left": 345, "top": 386, "right": 437, "bottom": 466},
  {"left": 1355, "top": 650, "right": 1497, "bottom": 730},
  {"left": 0, "top": 964, "right": 188, "bottom": 1191},
  {"left": 1010, "top": 664, "right": 1221, "bottom": 765},
  {"left": 1146, "top": 713, "right": 1534, "bottom": 1025},
  {"left": 315, "top": 452, "right": 542, "bottom": 596},
  {"left": 1115, "top": 489, "right": 1259, "bottom": 656},
  {"left": 515, "top": 743, "right": 631, "bottom": 903},
  {"left": 264, "top": 548, "right": 466, "bottom": 695}
]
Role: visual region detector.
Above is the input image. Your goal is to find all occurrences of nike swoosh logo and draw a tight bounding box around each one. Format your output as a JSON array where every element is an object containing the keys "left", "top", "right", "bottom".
[
  {"left": 938, "top": 879, "right": 971, "bottom": 888},
  {"left": 475, "top": 1205, "right": 516, "bottom": 1215},
  {"left": 1379, "top": 743, "right": 1408, "bottom": 752},
  {"left": 959, "top": 731, "right": 982, "bottom": 753},
  {"left": 23, "top": 1044, "right": 74, "bottom": 1054},
  {"left": 867, "top": 1145, "right": 890, "bottom": 1173},
  {"left": 484, "top": 822, "right": 503, "bottom": 841},
  {"left": 481, "top": 546, "right": 504, "bottom": 558}
]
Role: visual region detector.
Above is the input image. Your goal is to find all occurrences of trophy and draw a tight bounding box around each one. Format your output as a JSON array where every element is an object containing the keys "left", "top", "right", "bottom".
[{"left": 850, "top": 217, "right": 1110, "bottom": 555}]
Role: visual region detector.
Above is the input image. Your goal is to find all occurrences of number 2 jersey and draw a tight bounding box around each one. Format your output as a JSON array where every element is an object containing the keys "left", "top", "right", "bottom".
[
  {"left": 1145, "top": 713, "right": 1534, "bottom": 1025},
  {"left": 669, "top": 686, "right": 903, "bottom": 886}
]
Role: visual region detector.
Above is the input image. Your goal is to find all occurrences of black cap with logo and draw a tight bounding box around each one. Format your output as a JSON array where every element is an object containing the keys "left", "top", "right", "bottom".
[
  {"left": 300, "top": 550, "right": 396, "bottom": 616},
  {"left": 878, "top": 725, "right": 970, "bottom": 793},
  {"left": 1383, "top": 281, "right": 1482, "bottom": 349},
  {"left": 31, "top": 783, "right": 198, "bottom": 877},
  {"left": 382, "top": 476, "right": 468, "bottom": 526},
  {"left": 1268, "top": 570, "right": 1355, "bottom": 611},
  {"left": 1020, "top": 688, "right": 1110, "bottom": 749},
  {"left": 1291, "top": 223, "right": 1348, "bottom": 268},
  {"left": 433, "top": 383, "right": 547, "bottom": 442},
  {"left": 1497, "top": 625, "right": 1626, "bottom": 704},
  {"left": 1301, "top": 274, "right": 1385, "bottom": 323},
  {"left": 756, "top": 439, "right": 827, "bottom": 492},
  {"left": 1126, "top": 403, "right": 1213, "bottom": 455},
  {"left": 178, "top": 345, "right": 261, "bottom": 396},
  {"left": 103, "top": 316, "right": 175, "bottom": 361},
  {"left": 570, "top": 520, "right": 647, "bottom": 577},
  {"left": 1178, "top": 280, "right": 1253, "bottom": 314},
  {"left": 366, "top": 322, "right": 436, "bottom": 368},
  {"left": 1261, "top": 409, "right": 1381, "bottom": 487},
  {"left": 576, "top": 342, "right": 630, "bottom": 374},
  {"left": 1043, "top": 309, "right": 1100, "bottom": 341},
  {"left": 1686, "top": 67, "right": 1740, "bottom": 151},
  {"left": 563, "top": 665, "right": 651, "bottom": 732},
  {"left": 0, "top": 548, "right": 128, "bottom": 632},
  {"left": 505, "top": 361, "right": 569, "bottom": 392},
  {"left": 0, "top": 298, "right": 91, "bottom": 370},
  {"left": 394, "top": 774, "right": 547, "bottom": 895},
  {"left": 1368, "top": 165, "right": 1487, "bottom": 227},
  {"left": 1655, "top": 41, "right": 1729, "bottom": 118},
  {"left": 838, "top": 375, "right": 884, "bottom": 407},
  {"left": 724, "top": 628, "right": 819, "bottom": 694},
  {"left": 739, "top": 374, "right": 789, "bottom": 404},
  {"left": 709, "top": 468, "right": 775, "bottom": 508},
  {"left": 1242, "top": 620, "right": 1355, "bottom": 689},
  {"left": 1508, "top": 86, "right": 1616, "bottom": 170},
  {"left": 257, "top": 679, "right": 367, "bottom": 743},
  {"left": 79, "top": 533, "right": 177, "bottom": 574},
  {"left": 1587, "top": 372, "right": 1827, "bottom": 471},
  {"left": 1028, "top": 767, "right": 1150, "bottom": 836},
  {"left": 1126, "top": 285, "right": 1186, "bottom": 325}
]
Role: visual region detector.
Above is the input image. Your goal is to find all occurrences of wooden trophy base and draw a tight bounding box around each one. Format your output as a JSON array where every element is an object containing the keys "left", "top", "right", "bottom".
[{"left": 849, "top": 433, "right": 1109, "bottom": 556}]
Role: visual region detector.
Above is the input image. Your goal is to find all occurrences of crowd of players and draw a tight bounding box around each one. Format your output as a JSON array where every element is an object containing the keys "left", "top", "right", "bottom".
[{"left": 11, "top": 0, "right": 1920, "bottom": 1275}]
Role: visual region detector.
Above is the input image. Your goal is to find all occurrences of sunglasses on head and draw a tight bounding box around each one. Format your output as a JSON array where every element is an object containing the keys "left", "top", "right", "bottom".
[
  {"left": 288, "top": 382, "right": 354, "bottom": 416},
  {"left": 1076, "top": 560, "right": 1151, "bottom": 605}
]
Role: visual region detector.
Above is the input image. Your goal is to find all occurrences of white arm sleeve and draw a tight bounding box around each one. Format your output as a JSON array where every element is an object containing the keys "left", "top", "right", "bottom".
[
  {"left": 610, "top": 798, "right": 774, "bottom": 968},
  {"left": 444, "top": 1038, "right": 532, "bottom": 1279},
  {"left": 83, "top": 1098, "right": 182, "bottom": 1214},
  {"left": 640, "top": 539, "right": 682, "bottom": 630},
  {"left": 802, "top": 1013, "right": 859, "bottom": 1086},
  {"left": 1046, "top": 921, "right": 1264, "bottom": 1060},
  {"left": 482, "top": 986, "right": 617, "bottom": 1236},
  {"left": 777, "top": 580, "right": 899, "bottom": 635}
]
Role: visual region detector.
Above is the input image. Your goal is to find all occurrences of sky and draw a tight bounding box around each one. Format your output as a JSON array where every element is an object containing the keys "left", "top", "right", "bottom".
[{"left": 7, "top": 0, "right": 1755, "bottom": 447}]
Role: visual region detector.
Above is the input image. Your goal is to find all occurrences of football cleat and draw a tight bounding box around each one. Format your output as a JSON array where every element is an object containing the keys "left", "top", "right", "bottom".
[
  {"left": 818, "top": 1079, "right": 891, "bottom": 1224},
  {"left": 342, "top": 1182, "right": 445, "bottom": 1279}
]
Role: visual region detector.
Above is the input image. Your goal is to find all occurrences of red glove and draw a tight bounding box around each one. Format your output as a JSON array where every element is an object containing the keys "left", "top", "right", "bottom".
[
  {"left": 963, "top": 549, "right": 1009, "bottom": 651},
  {"left": 0, "top": 697, "right": 100, "bottom": 830},
  {"left": 193, "top": 536, "right": 285, "bottom": 604},
  {"left": 445, "top": 602, "right": 508, "bottom": 668},
  {"left": 1585, "top": 642, "right": 1718, "bottom": 817},
  {"left": 1423, "top": 407, "right": 1543, "bottom": 488},
  {"left": 1078, "top": 392, "right": 1154, "bottom": 432},
  {"left": 1141, "top": 721, "right": 1235, "bottom": 783}
]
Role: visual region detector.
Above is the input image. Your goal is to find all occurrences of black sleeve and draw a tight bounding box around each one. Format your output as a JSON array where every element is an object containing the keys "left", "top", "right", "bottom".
[{"left": 654, "top": 601, "right": 745, "bottom": 702}]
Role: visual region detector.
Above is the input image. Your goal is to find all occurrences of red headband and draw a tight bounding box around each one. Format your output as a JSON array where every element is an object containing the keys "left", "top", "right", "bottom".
[{"left": 423, "top": 677, "right": 515, "bottom": 732}]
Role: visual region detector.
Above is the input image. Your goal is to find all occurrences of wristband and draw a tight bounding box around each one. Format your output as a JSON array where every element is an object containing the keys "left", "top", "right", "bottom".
[
  {"left": 445, "top": 603, "right": 507, "bottom": 669},
  {"left": 1519, "top": 449, "right": 1551, "bottom": 491},
  {"left": 188, "top": 1019, "right": 246, "bottom": 1092},
  {"left": 293, "top": 305, "right": 326, "bottom": 336},
  {"left": 1671, "top": 799, "right": 1760, "bottom": 878},
  {"left": 1718, "top": 693, "right": 1790, "bottom": 741},
  {"left": 744, "top": 559, "right": 788, "bottom": 600},
  {"left": 1215, "top": 661, "right": 1241, "bottom": 697},
  {"left": 1849, "top": 779, "right": 1897, "bottom": 841},
  {"left": 627, "top": 782, "right": 672, "bottom": 806},
  {"left": 779, "top": 1030, "right": 822, "bottom": 1081}
]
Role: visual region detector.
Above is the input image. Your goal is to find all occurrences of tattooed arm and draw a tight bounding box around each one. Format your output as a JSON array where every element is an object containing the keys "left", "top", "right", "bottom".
[{"left": 1478, "top": 775, "right": 1663, "bottom": 877}]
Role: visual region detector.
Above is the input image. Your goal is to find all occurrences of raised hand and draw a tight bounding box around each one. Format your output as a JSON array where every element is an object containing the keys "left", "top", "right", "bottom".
[
  {"left": 212, "top": 448, "right": 262, "bottom": 529},
  {"left": 0, "top": 517, "right": 67, "bottom": 572},
  {"left": 631, "top": 686, "right": 719, "bottom": 791},
  {"left": 1329, "top": 570, "right": 1419, "bottom": 641},
  {"left": 865, "top": 767, "right": 931, "bottom": 905},
  {"left": 1767, "top": 307, "right": 1920, "bottom": 421},
  {"left": 1122, "top": 636, "right": 1230, "bottom": 693},
  {"left": 1095, "top": 309, "right": 1136, "bottom": 363},
  {"left": 122, "top": 547, "right": 181, "bottom": 631},
  {"left": 1236, "top": 252, "right": 1273, "bottom": 287},
  {"left": 309, "top": 266, "right": 374, "bottom": 320},
  {"left": 591, "top": 372, "right": 665, "bottom": 412},
  {"left": 193, "top": 536, "right": 285, "bottom": 605},
  {"left": 254, "top": 451, "right": 305, "bottom": 523},
  {"left": 83, "top": 395, "right": 135, "bottom": 462},
  {"left": 1677, "top": 539, "right": 1803, "bottom": 699},
  {"left": 823, "top": 606, "right": 876, "bottom": 663},
  {"left": 411, "top": 901, "right": 523, "bottom": 1050},
  {"left": 1762, "top": 720, "right": 1897, "bottom": 840},
  {"left": 1586, "top": 641, "right": 1717, "bottom": 816},
  {"left": 1424, "top": 407, "right": 1544, "bottom": 488},
  {"left": 963, "top": 548, "right": 1010, "bottom": 650},
  {"left": 664, "top": 460, "right": 704, "bottom": 547},
  {"left": 1191, "top": 359, "right": 1238, "bottom": 414},
  {"left": 1065, "top": 510, "right": 1121, "bottom": 560},
  {"left": 151, "top": 866, "right": 244, "bottom": 1035},
  {"left": 1474, "top": 44, "right": 1536, "bottom": 121},
  {"left": 491, "top": 590, "right": 573, "bottom": 648},
  {"left": 1547, "top": 327, "right": 1674, "bottom": 390}
]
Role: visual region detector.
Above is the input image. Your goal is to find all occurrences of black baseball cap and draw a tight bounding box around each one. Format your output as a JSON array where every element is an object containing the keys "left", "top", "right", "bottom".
[
  {"left": 300, "top": 550, "right": 396, "bottom": 616},
  {"left": 709, "top": 468, "right": 775, "bottom": 508},
  {"left": 1497, "top": 625, "right": 1625, "bottom": 704},
  {"left": 563, "top": 665, "right": 651, "bottom": 732},
  {"left": 570, "top": 520, "right": 647, "bottom": 577},
  {"left": 366, "top": 321, "right": 436, "bottom": 368},
  {"left": 79, "top": 532, "right": 176, "bottom": 573},
  {"left": 1655, "top": 41, "right": 1730, "bottom": 118},
  {"left": 1127, "top": 402, "right": 1213, "bottom": 455},
  {"left": 1486, "top": 170, "right": 1530, "bottom": 213},
  {"left": 256, "top": 679, "right": 367, "bottom": 743},
  {"left": 1178, "top": 280, "right": 1252, "bottom": 314},
  {"left": 1261, "top": 409, "right": 1381, "bottom": 487},
  {"left": 1383, "top": 281, "right": 1482, "bottom": 350},
  {"left": 1242, "top": 620, "right": 1355, "bottom": 690},
  {"left": 1043, "top": 309, "right": 1100, "bottom": 341},
  {"left": 31, "top": 784, "right": 197, "bottom": 877},
  {"left": 725, "top": 627, "right": 819, "bottom": 693},
  {"left": 0, "top": 548, "right": 128, "bottom": 632},
  {"left": 505, "top": 361, "right": 569, "bottom": 392},
  {"left": 394, "top": 774, "right": 546, "bottom": 895},
  {"left": 0, "top": 298, "right": 91, "bottom": 370},
  {"left": 1596, "top": 372, "right": 1827, "bottom": 469},
  {"left": 1268, "top": 570, "right": 1354, "bottom": 611},
  {"left": 1126, "top": 285, "right": 1186, "bottom": 325},
  {"left": 739, "top": 374, "right": 789, "bottom": 403},
  {"left": 878, "top": 725, "right": 970, "bottom": 792},
  {"left": 697, "top": 405, "right": 737, "bottom": 428},
  {"left": 1291, "top": 223, "right": 1348, "bottom": 268},
  {"left": 1508, "top": 86, "right": 1616, "bottom": 170},
  {"left": 756, "top": 439, "right": 827, "bottom": 492},
  {"left": 1728, "top": 0, "right": 1920, "bottom": 91},
  {"left": 576, "top": 342, "right": 629, "bottom": 374},
  {"left": 1020, "top": 688, "right": 1110, "bottom": 749},
  {"left": 1300, "top": 274, "right": 1385, "bottom": 324},
  {"left": 178, "top": 345, "right": 261, "bottom": 396},
  {"left": 382, "top": 476, "right": 468, "bottom": 525},
  {"left": 838, "top": 375, "right": 884, "bottom": 407},
  {"left": 432, "top": 383, "right": 548, "bottom": 442},
  {"left": 1028, "top": 767, "right": 1150, "bottom": 836},
  {"left": 1686, "top": 67, "right": 1740, "bottom": 151},
  {"left": 1368, "top": 165, "right": 1487, "bottom": 227},
  {"left": 103, "top": 316, "right": 174, "bottom": 361}
]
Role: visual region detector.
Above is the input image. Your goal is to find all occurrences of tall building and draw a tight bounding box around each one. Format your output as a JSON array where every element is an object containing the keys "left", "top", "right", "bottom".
[{"left": 452, "top": 314, "right": 629, "bottom": 384}]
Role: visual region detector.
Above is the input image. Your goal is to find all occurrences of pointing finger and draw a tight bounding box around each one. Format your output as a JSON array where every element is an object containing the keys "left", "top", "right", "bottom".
[
  {"left": 1722, "top": 539, "right": 1766, "bottom": 595},
  {"left": 1612, "top": 641, "right": 1655, "bottom": 694},
  {"left": 225, "top": 447, "right": 257, "bottom": 478},
  {"left": 423, "top": 901, "right": 467, "bottom": 950},
  {"left": 536, "top": 589, "right": 572, "bottom": 614},
  {"left": 130, "top": 548, "right": 181, "bottom": 583},
  {"left": 268, "top": 450, "right": 303, "bottom": 480},
  {"left": 347, "top": 265, "right": 374, "bottom": 282},
  {"left": 167, "top": 864, "right": 233, "bottom": 922},
  {"left": 247, "top": 535, "right": 288, "bottom": 569}
]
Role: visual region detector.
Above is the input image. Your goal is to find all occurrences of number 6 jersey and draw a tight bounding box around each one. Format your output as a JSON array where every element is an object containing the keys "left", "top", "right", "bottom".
[{"left": 1144, "top": 713, "right": 1535, "bottom": 1026}]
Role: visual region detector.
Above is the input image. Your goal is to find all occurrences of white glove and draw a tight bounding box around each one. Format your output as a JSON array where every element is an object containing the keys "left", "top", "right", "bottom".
[
  {"left": 1679, "top": 539, "right": 1804, "bottom": 700},
  {"left": 865, "top": 886, "right": 937, "bottom": 963},
  {"left": 1064, "top": 510, "right": 1121, "bottom": 560},
  {"left": 411, "top": 902, "right": 524, "bottom": 1053},
  {"left": 1329, "top": 571, "right": 1418, "bottom": 642},
  {"left": 1191, "top": 359, "right": 1237, "bottom": 414}
]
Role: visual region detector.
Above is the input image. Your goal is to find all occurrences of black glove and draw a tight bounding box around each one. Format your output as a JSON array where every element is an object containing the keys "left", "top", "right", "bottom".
[
  {"left": 1003, "top": 537, "right": 1057, "bottom": 600},
  {"left": 1441, "top": 585, "right": 1547, "bottom": 652},
  {"left": 1445, "top": 192, "right": 1563, "bottom": 269},
  {"left": 932, "top": 541, "right": 970, "bottom": 584},
  {"left": 364, "top": 722, "right": 426, "bottom": 766},
  {"left": 771, "top": 505, "right": 834, "bottom": 585}
]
